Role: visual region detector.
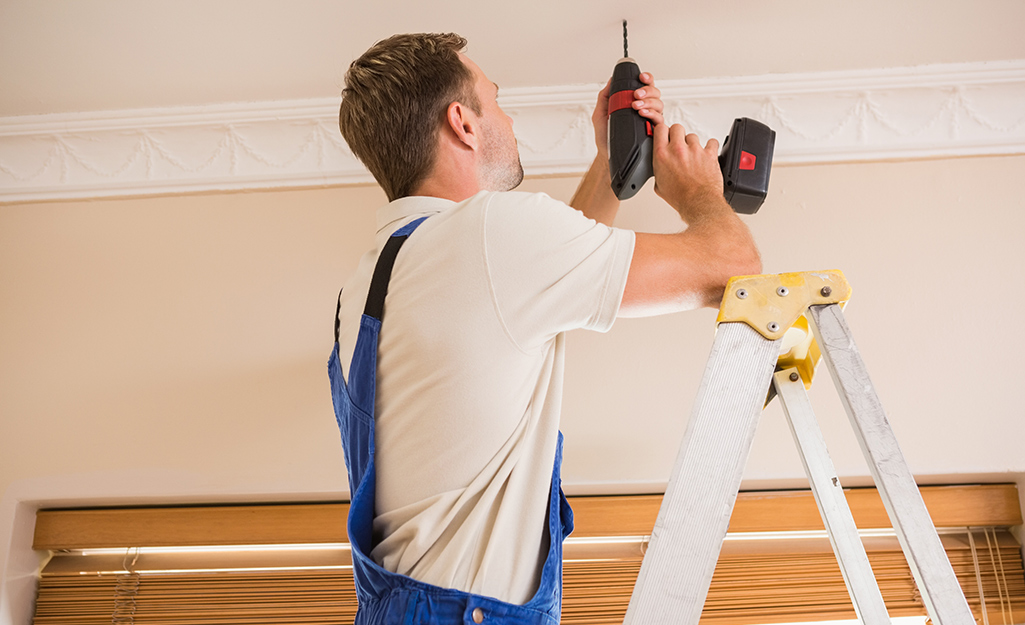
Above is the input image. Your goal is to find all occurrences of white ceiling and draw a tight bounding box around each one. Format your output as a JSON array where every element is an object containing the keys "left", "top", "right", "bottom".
[{"left": 3, "top": 0, "right": 1024, "bottom": 117}]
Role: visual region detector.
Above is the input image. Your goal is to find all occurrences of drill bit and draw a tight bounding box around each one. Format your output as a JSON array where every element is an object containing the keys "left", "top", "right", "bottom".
[{"left": 622, "top": 19, "right": 628, "bottom": 58}]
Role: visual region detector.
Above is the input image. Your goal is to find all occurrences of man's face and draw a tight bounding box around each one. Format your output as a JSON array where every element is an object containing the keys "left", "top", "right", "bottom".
[{"left": 460, "top": 54, "right": 523, "bottom": 191}]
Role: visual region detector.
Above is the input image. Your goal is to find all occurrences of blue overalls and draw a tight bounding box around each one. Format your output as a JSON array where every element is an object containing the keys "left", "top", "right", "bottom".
[{"left": 328, "top": 217, "right": 574, "bottom": 625}]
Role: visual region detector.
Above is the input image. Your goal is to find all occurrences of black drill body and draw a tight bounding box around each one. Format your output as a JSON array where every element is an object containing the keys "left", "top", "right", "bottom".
[{"left": 608, "top": 58, "right": 653, "bottom": 201}]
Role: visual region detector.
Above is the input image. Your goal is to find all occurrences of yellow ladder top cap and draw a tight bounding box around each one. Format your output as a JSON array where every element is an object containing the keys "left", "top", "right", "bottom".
[{"left": 717, "top": 270, "right": 852, "bottom": 340}]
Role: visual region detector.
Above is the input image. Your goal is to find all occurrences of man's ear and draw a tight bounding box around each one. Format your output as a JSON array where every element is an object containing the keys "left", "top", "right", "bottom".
[{"left": 445, "top": 101, "right": 479, "bottom": 151}]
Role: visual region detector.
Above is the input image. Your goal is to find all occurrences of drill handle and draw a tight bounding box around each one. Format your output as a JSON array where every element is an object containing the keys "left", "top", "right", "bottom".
[{"left": 608, "top": 58, "right": 654, "bottom": 200}]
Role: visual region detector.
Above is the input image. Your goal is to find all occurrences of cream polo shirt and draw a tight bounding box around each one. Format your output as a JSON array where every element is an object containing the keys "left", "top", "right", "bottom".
[{"left": 336, "top": 190, "right": 635, "bottom": 605}]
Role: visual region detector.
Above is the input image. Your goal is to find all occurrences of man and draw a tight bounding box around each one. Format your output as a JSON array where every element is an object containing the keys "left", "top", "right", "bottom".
[{"left": 331, "top": 33, "right": 760, "bottom": 624}]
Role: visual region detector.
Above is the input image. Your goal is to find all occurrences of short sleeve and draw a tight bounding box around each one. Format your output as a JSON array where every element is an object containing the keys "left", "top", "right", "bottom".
[{"left": 481, "top": 191, "right": 635, "bottom": 352}]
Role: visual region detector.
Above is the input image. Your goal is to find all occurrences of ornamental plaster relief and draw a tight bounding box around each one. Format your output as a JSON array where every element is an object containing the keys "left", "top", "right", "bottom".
[{"left": 0, "top": 60, "right": 1022, "bottom": 203}]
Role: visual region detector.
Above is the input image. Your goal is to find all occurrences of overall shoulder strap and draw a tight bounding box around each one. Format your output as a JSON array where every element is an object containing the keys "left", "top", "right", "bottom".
[
  {"left": 333, "top": 215, "right": 430, "bottom": 341},
  {"left": 362, "top": 216, "right": 429, "bottom": 321},
  {"left": 333, "top": 288, "right": 344, "bottom": 343}
]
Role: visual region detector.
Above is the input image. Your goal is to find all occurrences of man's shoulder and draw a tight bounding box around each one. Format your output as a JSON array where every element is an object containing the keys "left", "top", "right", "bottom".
[
  {"left": 471, "top": 190, "right": 565, "bottom": 209},
  {"left": 412, "top": 190, "right": 610, "bottom": 247},
  {"left": 467, "top": 190, "right": 590, "bottom": 227}
]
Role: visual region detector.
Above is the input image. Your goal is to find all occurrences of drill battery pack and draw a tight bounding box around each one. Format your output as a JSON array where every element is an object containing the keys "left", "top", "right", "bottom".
[{"left": 718, "top": 118, "right": 776, "bottom": 215}]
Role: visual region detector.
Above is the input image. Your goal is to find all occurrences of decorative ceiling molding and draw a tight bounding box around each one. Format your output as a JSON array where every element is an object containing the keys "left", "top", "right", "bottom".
[{"left": 1, "top": 60, "right": 1023, "bottom": 203}]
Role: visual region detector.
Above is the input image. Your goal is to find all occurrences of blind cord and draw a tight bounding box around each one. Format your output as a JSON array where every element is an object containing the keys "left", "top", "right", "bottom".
[
  {"left": 112, "top": 548, "right": 141, "bottom": 625},
  {"left": 968, "top": 528, "right": 990, "bottom": 625},
  {"left": 990, "top": 527, "right": 1014, "bottom": 624},
  {"left": 983, "top": 527, "right": 1013, "bottom": 624}
]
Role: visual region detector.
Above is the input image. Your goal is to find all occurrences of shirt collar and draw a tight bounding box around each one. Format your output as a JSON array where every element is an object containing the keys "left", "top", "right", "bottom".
[{"left": 376, "top": 195, "right": 458, "bottom": 235}]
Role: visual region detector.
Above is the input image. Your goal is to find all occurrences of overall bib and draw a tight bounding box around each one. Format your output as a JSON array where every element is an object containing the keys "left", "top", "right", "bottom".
[{"left": 328, "top": 217, "right": 574, "bottom": 625}]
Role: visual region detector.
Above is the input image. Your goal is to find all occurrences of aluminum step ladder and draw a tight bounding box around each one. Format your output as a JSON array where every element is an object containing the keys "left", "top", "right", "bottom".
[{"left": 623, "top": 270, "right": 974, "bottom": 625}]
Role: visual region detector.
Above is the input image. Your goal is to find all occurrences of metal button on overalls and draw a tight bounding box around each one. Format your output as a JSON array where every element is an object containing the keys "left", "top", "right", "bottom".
[{"left": 329, "top": 216, "right": 575, "bottom": 625}]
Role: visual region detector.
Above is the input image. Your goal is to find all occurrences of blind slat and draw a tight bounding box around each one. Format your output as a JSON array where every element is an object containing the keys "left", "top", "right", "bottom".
[
  {"left": 36, "top": 542, "right": 1025, "bottom": 625},
  {"left": 33, "top": 487, "right": 1025, "bottom": 625},
  {"left": 34, "top": 485, "right": 1023, "bottom": 550}
]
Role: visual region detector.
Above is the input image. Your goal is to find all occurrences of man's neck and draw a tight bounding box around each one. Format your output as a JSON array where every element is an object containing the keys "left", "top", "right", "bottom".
[
  {"left": 409, "top": 177, "right": 480, "bottom": 203},
  {"left": 411, "top": 125, "right": 483, "bottom": 202}
]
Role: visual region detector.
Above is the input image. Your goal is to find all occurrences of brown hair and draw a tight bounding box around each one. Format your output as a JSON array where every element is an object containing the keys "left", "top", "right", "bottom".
[{"left": 339, "top": 33, "right": 481, "bottom": 201}]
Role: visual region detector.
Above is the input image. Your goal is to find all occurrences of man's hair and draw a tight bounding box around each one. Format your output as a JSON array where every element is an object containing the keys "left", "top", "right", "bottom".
[{"left": 339, "top": 33, "right": 481, "bottom": 201}]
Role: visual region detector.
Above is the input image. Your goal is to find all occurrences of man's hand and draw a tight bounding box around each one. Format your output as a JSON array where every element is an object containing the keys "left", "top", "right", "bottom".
[
  {"left": 652, "top": 123, "right": 728, "bottom": 224},
  {"left": 591, "top": 73, "right": 665, "bottom": 161},
  {"left": 620, "top": 123, "right": 761, "bottom": 316}
]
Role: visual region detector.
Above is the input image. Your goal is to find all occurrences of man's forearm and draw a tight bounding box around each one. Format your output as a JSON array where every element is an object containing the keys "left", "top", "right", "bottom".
[
  {"left": 569, "top": 155, "right": 621, "bottom": 226},
  {"left": 620, "top": 211, "right": 761, "bottom": 317}
]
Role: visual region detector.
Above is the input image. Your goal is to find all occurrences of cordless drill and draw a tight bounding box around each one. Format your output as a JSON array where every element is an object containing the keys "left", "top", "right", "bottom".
[{"left": 608, "top": 22, "right": 776, "bottom": 214}]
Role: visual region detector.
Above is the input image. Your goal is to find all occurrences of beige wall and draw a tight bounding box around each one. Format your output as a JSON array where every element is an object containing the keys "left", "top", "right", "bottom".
[{"left": 3, "top": 155, "right": 1025, "bottom": 622}]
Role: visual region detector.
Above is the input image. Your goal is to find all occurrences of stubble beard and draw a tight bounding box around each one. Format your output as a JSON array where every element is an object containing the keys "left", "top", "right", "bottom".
[{"left": 479, "top": 118, "right": 524, "bottom": 192}]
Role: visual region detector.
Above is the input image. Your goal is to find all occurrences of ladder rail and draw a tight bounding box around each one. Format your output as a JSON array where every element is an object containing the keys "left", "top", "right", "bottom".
[
  {"left": 623, "top": 322, "right": 780, "bottom": 625},
  {"left": 774, "top": 368, "right": 890, "bottom": 624},
  {"left": 808, "top": 303, "right": 974, "bottom": 624}
]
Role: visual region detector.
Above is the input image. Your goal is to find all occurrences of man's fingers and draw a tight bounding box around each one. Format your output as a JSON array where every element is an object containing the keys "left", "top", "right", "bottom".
[
  {"left": 666, "top": 123, "right": 688, "bottom": 146},
  {"left": 633, "top": 85, "right": 662, "bottom": 105},
  {"left": 633, "top": 73, "right": 665, "bottom": 125},
  {"left": 664, "top": 125, "right": 717, "bottom": 154},
  {"left": 633, "top": 81, "right": 663, "bottom": 114},
  {"left": 639, "top": 106, "right": 664, "bottom": 127},
  {"left": 652, "top": 120, "right": 671, "bottom": 151},
  {"left": 638, "top": 107, "right": 665, "bottom": 127},
  {"left": 633, "top": 96, "right": 663, "bottom": 113}
]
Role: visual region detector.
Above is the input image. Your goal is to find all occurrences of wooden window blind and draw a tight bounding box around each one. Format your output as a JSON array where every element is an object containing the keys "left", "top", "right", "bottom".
[{"left": 33, "top": 485, "right": 1025, "bottom": 625}]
